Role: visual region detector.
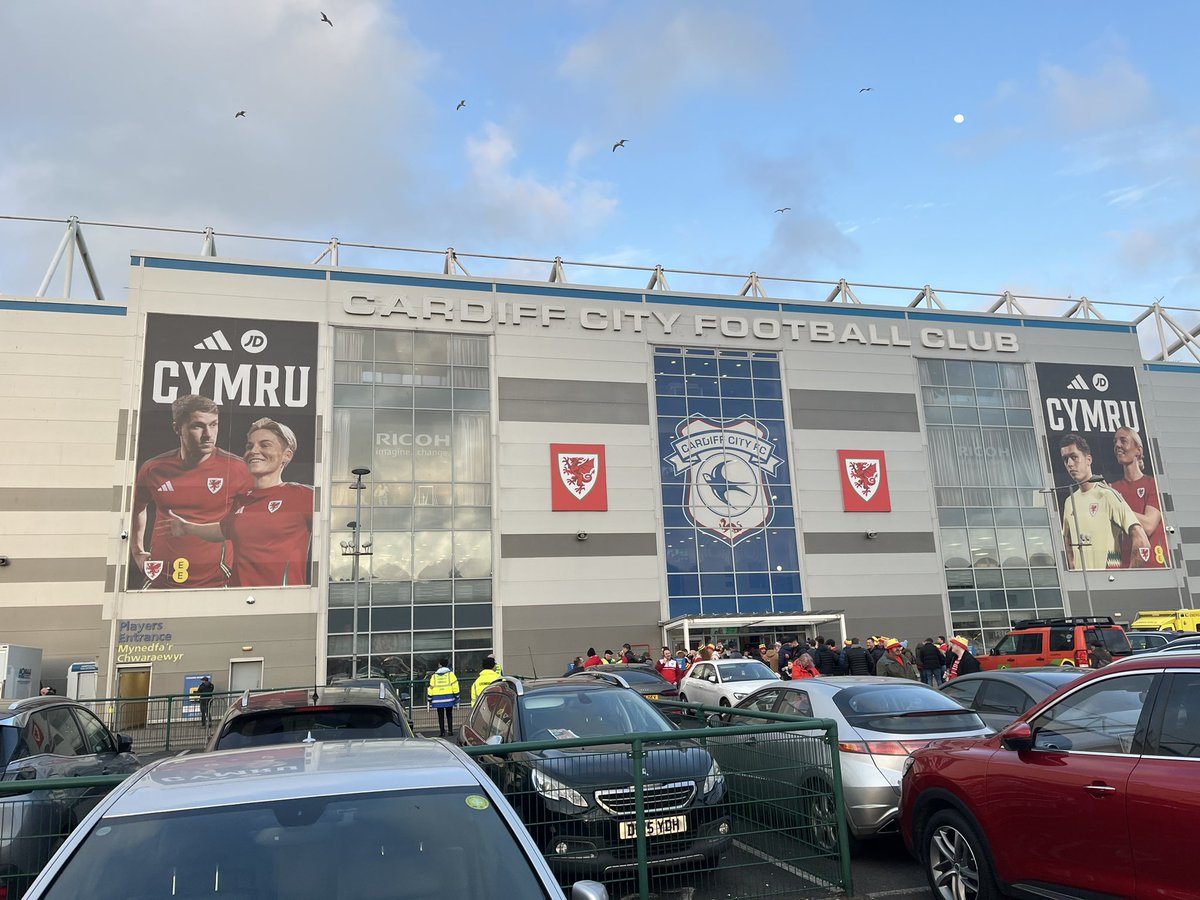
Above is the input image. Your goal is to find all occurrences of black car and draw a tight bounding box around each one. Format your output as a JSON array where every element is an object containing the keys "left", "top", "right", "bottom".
[
  {"left": 1127, "top": 631, "right": 1175, "bottom": 653},
  {"left": 460, "top": 676, "right": 730, "bottom": 881},
  {"left": 938, "top": 667, "right": 1088, "bottom": 731},
  {"left": 567, "top": 664, "right": 681, "bottom": 706},
  {"left": 0, "top": 696, "right": 140, "bottom": 897},
  {"left": 206, "top": 682, "right": 414, "bottom": 751}
]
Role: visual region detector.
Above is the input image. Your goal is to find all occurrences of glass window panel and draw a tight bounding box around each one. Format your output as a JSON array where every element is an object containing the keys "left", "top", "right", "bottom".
[
  {"left": 372, "top": 582, "right": 412, "bottom": 605},
  {"left": 1003, "top": 390, "right": 1030, "bottom": 409},
  {"left": 997, "top": 528, "right": 1028, "bottom": 567},
  {"left": 455, "top": 604, "right": 493, "bottom": 628},
  {"left": 936, "top": 487, "right": 964, "bottom": 506},
  {"left": 375, "top": 330, "right": 414, "bottom": 363},
  {"left": 414, "top": 334, "right": 450, "bottom": 365},
  {"left": 413, "top": 532, "right": 453, "bottom": 580},
  {"left": 969, "top": 529, "right": 1000, "bottom": 567},
  {"left": 373, "top": 507, "right": 413, "bottom": 531},
  {"left": 416, "top": 366, "right": 450, "bottom": 387},
  {"left": 1031, "top": 568, "right": 1060, "bottom": 587},
  {"left": 1003, "top": 569, "right": 1033, "bottom": 588},
  {"left": 453, "top": 367, "right": 489, "bottom": 388},
  {"left": 454, "top": 484, "right": 490, "bottom": 506},
  {"left": 371, "top": 532, "right": 412, "bottom": 580},
  {"left": 966, "top": 508, "right": 994, "bottom": 527},
  {"left": 413, "top": 581, "right": 452, "bottom": 604},
  {"left": 334, "top": 507, "right": 371, "bottom": 530},
  {"left": 327, "top": 542, "right": 354, "bottom": 582},
  {"left": 770, "top": 572, "right": 800, "bottom": 593},
  {"left": 749, "top": 358, "right": 780, "bottom": 379},
  {"left": 413, "top": 631, "right": 452, "bottom": 651},
  {"left": 963, "top": 487, "right": 991, "bottom": 507},
  {"left": 414, "top": 606, "right": 453, "bottom": 630},
  {"left": 765, "top": 529, "right": 799, "bottom": 570},
  {"left": 365, "top": 362, "right": 414, "bottom": 385},
  {"left": 334, "top": 361, "right": 371, "bottom": 384},
  {"left": 1006, "top": 408, "right": 1034, "bottom": 427},
  {"left": 701, "top": 573, "right": 737, "bottom": 595},
  {"left": 979, "top": 408, "right": 1008, "bottom": 427},
  {"left": 1025, "top": 528, "right": 1055, "bottom": 566},
  {"left": 973, "top": 363, "right": 1001, "bottom": 388},
  {"left": 413, "top": 507, "right": 452, "bottom": 529},
  {"left": 975, "top": 388, "right": 1003, "bottom": 408},
  {"left": 940, "top": 528, "right": 970, "bottom": 569},
  {"left": 373, "top": 482, "right": 414, "bottom": 507},
  {"left": 413, "top": 411, "right": 453, "bottom": 480},
  {"left": 752, "top": 379, "right": 783, "bottom": 400},
  {"left": 696, "top": 533, "right": 733, "bottom": 570},
  {"left": 946, "top": 360, "right": 974, "bottom": 385},
  {"left": 454, "top": 629, "right": 493, "bottom": 651},
  {"left": 414, "top": 483, "right": 451, "bottom": 506},
  {"left": 1009, "top": 429, "right": 1042, "bottom": 487},
  {"left": 951, "top": 406, "right": 981, "bottom": 425},
  {"left": 454, "top": 532, "right": 492, "bottom": 579},
  {"left": 956, "top": 430, "right": 988, "bottom": 486},
  {"left": 982, "top": 429, "right": 1016, "bottom": 486},
  {"left": 919, "top": 359, "right": 947, "bottom": 385},
  {"left": 334, "top": 329, "right": 373, "bottom": 361},
  {"left": 937, "top": 505, "right": 965, "bottom": 527},
  {"left": 994, "top": 507, "right": 1022, "bottom": 526},
  {"left": 372, "top": 606, "right": 412, "bottom": 631},
  {"left": 1022, "top": 506, "right": 1049, "bottom": 525},
  {"left": 454, "top": 580, "right": 491, "bottom": 602},
  {"left": 733, "top": 535, "right": 768, "bottom": 570},
  {"left": 372, "top": 409, "right": 414, "bottom": 482},
  {"left": 689, "top": 377, "right": 721, "bottom": 398},
  {"left": 974, "top": 567, "right": 1004, "bottom": 588},
  {"left": 414, "top": 387, "right": 452, "bottom": 408},
  {"left": 947, "top": 569, "right": 975, "bottom": 589},
  {"left": 453, "top": 412, "right": 491, "bottom": 482},
  {"left": 1035, "top": 588, "right": 1063, "bottom": 608},
  {"left": 328, "top": 609, "right": 354, "bottom": 633},
  {"left": 949, "top": 387, "right": 976, "bottom": 407},
  {"left": 928, "top": 427, "right": 960, "bottom": 487},
  {"left": 374, "top": 386, "right": 414, "bottom": 408},
  {"left": 1005, "top": 589, "right": 1035, "bottom": 610},
  {"left": 978, "top": 589, "right": 1008, "bottom": 610},
  {"left": 721, "top": 379, "right": 754, "bottom": 401},
  {"left": 328, "top": 635, "right": 353, "bottom": 655},
  {"left": 453, "top": 508, "right": 490, "bottom": 529},
  {"left": 330, "top": 408, "right": 375, "bottom": 481},
  {"left": 922, "top": 386, "right": 950, "bottom": 405},
  {"left": 948, "top": 590, "right": 977, "bottom": 612},
  {"left": 992, "top": 489, "right": 1021, "bottom": 508},
  {"left": 999, "top": 363, "right": 1027, "bottom": 390},
  {"left": 718, "top": 357, "right": 750, "bottom": 378},
  {"left": 684, "top": 356, "right": 718, "bottom": 377},
  {"left": 924, "top": 405, "right": 952, "bottom": 424},
  {"left": 666, "top": 530, "right": 699, "bottom": 573},
  {"left": 328, "top": 583, "right": 359, "bottom": 607},
  {"left": 453, "top": 389, "right": 490, "bottom": 410},
  {"left": 371, "top": 632, "right": 412, "bottom": 654},
  {"left": 449, "top": 335, "right": 488, "bottom": 367}
]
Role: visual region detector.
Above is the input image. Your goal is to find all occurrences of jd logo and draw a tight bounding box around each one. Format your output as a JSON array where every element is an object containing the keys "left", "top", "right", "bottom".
[
  {"left": 240, "top": 329, "right": 268, "bottom": 354},
  {"left": 664, "top": 416, "right": 782, "bottom": 543}
]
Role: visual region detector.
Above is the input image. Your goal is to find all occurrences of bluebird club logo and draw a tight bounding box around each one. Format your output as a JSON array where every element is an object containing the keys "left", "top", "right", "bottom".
[{"left": 665, "top": 416, "right": 783, "bottom": 542}]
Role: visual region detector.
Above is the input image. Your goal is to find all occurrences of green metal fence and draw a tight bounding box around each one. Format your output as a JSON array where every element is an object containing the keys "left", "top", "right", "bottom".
[
  {"left": 0, "top": 776, "right": 128, "bottom": 899},
  {"left": 461, "top": 700, "right": 853, "bottom": 900}
]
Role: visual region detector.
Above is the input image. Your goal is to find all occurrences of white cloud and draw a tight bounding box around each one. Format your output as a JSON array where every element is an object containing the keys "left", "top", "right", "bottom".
[
  {"left": 1104, "top": 178, "right": 1171, "bottom": 208},
  {"left": 1040, "top": 57, "right": 1156, "bottom": 133}
]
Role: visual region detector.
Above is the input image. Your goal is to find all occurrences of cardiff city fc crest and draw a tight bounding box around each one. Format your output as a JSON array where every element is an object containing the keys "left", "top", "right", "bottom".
[{"left": 664, "top": 416, "right": 782, "bottom": 543}]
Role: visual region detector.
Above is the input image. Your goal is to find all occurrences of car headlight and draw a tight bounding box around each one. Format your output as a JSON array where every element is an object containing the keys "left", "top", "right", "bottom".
[
  {"left": 733, "top": 692, "right": 748, "bottom": 700},
  {"left": 703, "top": 759, "right": 725, "bottom": 797},
  {"left": 532, "top": 768, "right": 588, "bottom": 809}
]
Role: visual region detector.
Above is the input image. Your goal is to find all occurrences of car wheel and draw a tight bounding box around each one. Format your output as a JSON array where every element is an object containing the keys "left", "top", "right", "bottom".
[
  {"left": 678, "top": 693, "right": 688, "bottom": 702},
  {"left": 802, "top": 776, "right": 839, "bottom": 854},
  {"left": 924, "top": 808, "right": 1000, "bottom": 900},
  {"left": 719, "top": 697, "right": 731, "bottom": 707}
]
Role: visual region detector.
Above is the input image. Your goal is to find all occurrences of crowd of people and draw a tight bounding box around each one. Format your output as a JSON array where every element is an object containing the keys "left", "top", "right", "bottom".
[{"left": 564, "top": 635, "right": 982, "bottom": 684}]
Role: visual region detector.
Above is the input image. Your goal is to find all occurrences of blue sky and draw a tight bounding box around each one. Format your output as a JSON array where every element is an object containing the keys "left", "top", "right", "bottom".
[{"left": 2, "top": 1, "right": 1199, "bottom": 328}]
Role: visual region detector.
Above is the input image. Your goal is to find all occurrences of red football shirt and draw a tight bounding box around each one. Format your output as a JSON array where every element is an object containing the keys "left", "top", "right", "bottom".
[
  {"left": 1111, "top": 474, "right": 1169, "bottom": 568},
  {"left": 133, "top": 449, "right": 253, "bottom": 587},
  {"left": 222, "top": 483, "right": 314, "bottom": 587}
]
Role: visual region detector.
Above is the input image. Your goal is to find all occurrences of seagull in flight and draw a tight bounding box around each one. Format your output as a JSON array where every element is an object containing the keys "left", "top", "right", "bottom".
[
  {"left": 612, "top": 139, "right": 627, "bottom": 152},
  {"left": 456, "top": 99, "right": 466, "bottom": 110},
  {"left": 859, "top": 87, "right": 874, "bottom": 93},
  {"left": 320, "top": 11, "right": 333, "bottom": 26},
  {"left": 234, "top": 110, "right": 246, "bottom": 118},
  {"left": 774, "top": 207, "right": 790, "bottom": 213}
]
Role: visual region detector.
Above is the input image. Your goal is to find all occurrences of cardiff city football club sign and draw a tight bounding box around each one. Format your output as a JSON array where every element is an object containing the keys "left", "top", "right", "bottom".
[
  {"left": 550, "top": 444, "right": 608, "bottom": 511},
  {"left": 837, "top": 450, "right": 892, "bottom": 512},
  {"left": 664, "top": 416, "right": 783, "bottom": 542}
]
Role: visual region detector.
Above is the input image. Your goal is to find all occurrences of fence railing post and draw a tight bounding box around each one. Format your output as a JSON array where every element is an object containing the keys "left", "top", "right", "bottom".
[
  {"left": 632, "top": 737, "right": 649, "bottom": 900},
  {"left": 164, "top": 695, "right": 173, "bottom": 752}
]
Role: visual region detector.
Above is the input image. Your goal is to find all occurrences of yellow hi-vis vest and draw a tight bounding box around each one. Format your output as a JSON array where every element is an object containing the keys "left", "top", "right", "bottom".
[
  {"left": 429, "top": 670, "right": 459, "bottom": 708},
  {"left": 471, "top": 668, "right": 502, "bottom": 703}
]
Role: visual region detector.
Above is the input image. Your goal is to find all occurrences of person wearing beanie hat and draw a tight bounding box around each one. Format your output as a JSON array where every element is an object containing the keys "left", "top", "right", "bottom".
[
  {"left": 876, "top": 638, "right": 919, "bottom": 680},
  {"left": 945, "top": 635, "right": 980, "bottom": 680}
]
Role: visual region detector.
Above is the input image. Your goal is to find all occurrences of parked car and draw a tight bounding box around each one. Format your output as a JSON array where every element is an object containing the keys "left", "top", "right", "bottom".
[
  {"left": 708, "top": 677, "right": 990, "bottom": 850},
  {"left": 1155, "top": 634, "right": 1200, "bottom": 653},
  {"left": 567, "top": 664, "right": 680, "bottom": 706},
  {"left": 677, "top": 658, "right": 780, "bottom": 707},
  {"left": 206, "top": 683, "right": 414, "bottom": 751},
  {"left": 979, "top": 615, "right": 1131, "bottom": 670},
  {"left": 460, "top": 676, "right": 731, "bottom": 880},
  {"left": 901, "top": 650, "right": 1200, "bottom": 900},
  {"left": 1126, "top": 630, "right": 1175, "bottom": 653},
  {"left": 0, "top": 696, "right": 141, "bottom": 898},
  {"left": 938, "top": 667, "right": 1088, "bottom": 731},
  {"left": 19, "top": 739, "right": 609, "bottom": 900}
]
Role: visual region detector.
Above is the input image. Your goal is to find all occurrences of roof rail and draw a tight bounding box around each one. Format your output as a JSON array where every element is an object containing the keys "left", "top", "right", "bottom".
[
  {"left": 576, "top": 670, "right": 632, "bottom": 690},
  {"left": 240, "top": 688, "right": 251, "bottom": 708},
  {"left": 1011, "top": 616, "right": 1115, "bottom": 628},
  {"left": 501, "top": 675, "right": 525, "bottom": 696}
]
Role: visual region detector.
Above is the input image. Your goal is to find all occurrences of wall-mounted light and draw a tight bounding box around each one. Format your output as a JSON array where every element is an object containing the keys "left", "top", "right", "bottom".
[
  {"left": 865, "top": 531, "right": 879, "bottom": 540},
  {"left": 242, "top": 645, "right": 254, "bottom": 652},
  {"left": 576, "top": 531, "right": 589, "bottom": 541}
]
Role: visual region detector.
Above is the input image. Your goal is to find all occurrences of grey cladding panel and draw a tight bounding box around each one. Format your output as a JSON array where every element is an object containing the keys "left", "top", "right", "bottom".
[
  {"left": 0, "top": 557, "right": 107, "bottom": 583},
  {"left": 0, "top": 488, "right": 112, "bottom": 512},
  {"left": 500, "top": 378, "right": 648, "bottom": 405},
  {"left": 804, "top": 532, "right": 937, "bottom": 555},
  {"left": 501, "top": 532, "right": 658, "bottom": 559},
  {"left": 1181, "top": 527, "right": 1200, "bottom": 544},
  {"left": 1187, "top": 559, "right": 1200, "bottom": 578},
  {"left": 499, "top": 377, "right": 649, "bottom": 424},
  {"left": 790, "top": 389, "right": 920, "bottom": 433},
  {"left": 499, "top": 399, "right": 649, "bottom": 425}
]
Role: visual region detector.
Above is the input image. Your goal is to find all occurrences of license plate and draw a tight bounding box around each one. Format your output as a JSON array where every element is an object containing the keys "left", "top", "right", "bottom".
[
  {"left": 645, "top": 693, "right": 660, "bottom": 700},
  {"left": 619, "top": 815, "right": 687, "bottom": 840}
]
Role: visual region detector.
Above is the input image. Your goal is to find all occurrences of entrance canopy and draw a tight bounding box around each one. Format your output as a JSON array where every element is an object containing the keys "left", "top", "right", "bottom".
[{"left": 661, "top": 611, "right": 847, "bottom": 652}]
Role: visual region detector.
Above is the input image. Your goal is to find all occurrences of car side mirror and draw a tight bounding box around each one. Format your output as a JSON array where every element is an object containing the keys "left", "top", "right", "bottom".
[
  {"left": 485, "top": 734, "right": 504, "bottom": 746},
  {"left": 707, "top": 675, "right": 718, "bottom": 683},
  {"left": 117, "top": 734, "right": 134, "bottom": 754},
  {"left": 705, "top": 713, "right": 726, "bottom": 727},
  {"left": 571, "top": 880, "right": 610, "bottom": 900},
  {"left": 1000, "top": 721, "right": 1033, "bottom": 752}
]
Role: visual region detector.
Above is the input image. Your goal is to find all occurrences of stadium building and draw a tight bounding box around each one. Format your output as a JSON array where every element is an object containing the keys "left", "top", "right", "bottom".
[{"left": 2, "top": 224, "right": 1198, "bottom": 696}]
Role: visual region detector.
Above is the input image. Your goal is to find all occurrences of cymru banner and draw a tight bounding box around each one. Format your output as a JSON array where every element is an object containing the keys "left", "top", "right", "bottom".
[
  {"left": 1036, "top": 363, "right": 1169, "bottom": 570},
  {"left": 129, "top": 313, "right": 318, "bottom": 589}
]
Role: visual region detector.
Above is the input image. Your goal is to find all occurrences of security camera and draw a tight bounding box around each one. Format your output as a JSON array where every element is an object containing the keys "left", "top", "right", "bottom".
[
  {"left": 1108, "top": 575, "right": 1116, "bottom": 582},
  {"left": 0, "top": 556, "right": 8, "bottom": 567},
  {"left": 865, "top": 530, "right": 879, "bottom": 540},
  {"left": 245, "top": 597, "right": 256, "bottom": 605},
  {"left": 120, "top": 530, "right": 129, "bottom": 540},
  {"left": 576, "top": 531, "right": 589, "bottom": 541},
  {"left": 1166, "top": 525, "right": 1177, "bottom": 535}
]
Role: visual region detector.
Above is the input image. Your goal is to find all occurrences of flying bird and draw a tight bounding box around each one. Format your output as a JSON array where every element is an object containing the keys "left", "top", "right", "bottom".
[
  {"left": 320, "top": 11, "right": 333, "bottom": 26},
  {"left": 774, "top": 207, "right": 791, "bottom": 213},
  {"left": 612, "top": 139, "right": 627, "bottom": 152},
  {"left": 235, "top": 110, "right": 246, "bottom": 118},
  {"left": 456, "top": 99, "right": 466, "bottom": 110},
  {"left": 859, "top": 87, "right": 873, "bottom": 93}
]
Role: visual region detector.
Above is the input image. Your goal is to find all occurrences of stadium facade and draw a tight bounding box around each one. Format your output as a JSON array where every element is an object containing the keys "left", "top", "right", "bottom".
[{"left": 2, "top": 249, "right": 1198, "bottom": 696}]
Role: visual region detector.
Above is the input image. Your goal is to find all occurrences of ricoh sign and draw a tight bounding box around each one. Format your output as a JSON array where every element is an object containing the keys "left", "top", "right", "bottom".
[{"left": 341, "top": 293, "right": 1019, "bottom": 353}]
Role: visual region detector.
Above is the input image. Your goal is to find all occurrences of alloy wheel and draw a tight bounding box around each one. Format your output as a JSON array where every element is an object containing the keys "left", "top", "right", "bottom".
[{"left": 928, "top": 822, "right": 981, "bottom": 900}]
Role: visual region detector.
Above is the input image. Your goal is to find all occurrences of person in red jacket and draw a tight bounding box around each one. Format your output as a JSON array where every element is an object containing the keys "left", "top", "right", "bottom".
[
  {"left": 789, "top": 653, "right": 820, "bottom": 679},
  {"left": 582, "top": 648, "right": 603, "bottom": 668},
  {"left": 655, "top": 646, "right": 681, "bottom": 684}
]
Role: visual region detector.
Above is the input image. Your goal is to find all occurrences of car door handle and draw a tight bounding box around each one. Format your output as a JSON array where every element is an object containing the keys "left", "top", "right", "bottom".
[{"left": 1084, "top": 782, "right": 1117, "bottom": 796}]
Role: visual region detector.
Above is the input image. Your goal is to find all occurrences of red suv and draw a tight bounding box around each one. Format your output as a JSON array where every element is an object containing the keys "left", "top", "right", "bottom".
[
  {"left": 900, "top": 651, "right": 1200, "bottom": 900},
  {"left": 979, "top": 615, "right": 1131, "bottom": 670}
]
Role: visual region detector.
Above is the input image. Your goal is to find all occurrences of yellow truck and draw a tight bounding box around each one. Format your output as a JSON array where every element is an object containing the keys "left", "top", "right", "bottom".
[{"left": 1130, "top": 610, "right": 1200, "bottom": 633}]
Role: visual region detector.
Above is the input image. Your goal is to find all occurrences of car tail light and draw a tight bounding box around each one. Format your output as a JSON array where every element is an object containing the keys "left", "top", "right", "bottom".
[
  {"left": 839, "top": 740, "right": 931, "bottom": 756},
  {"left": 1075, "top": 649, "right": 1089, "bottom": 667}
]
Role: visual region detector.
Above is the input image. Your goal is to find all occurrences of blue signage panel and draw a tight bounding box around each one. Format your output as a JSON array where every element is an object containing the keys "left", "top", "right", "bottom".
[{"left": 654, "top": 348, "right": 802, "bottom": 617}]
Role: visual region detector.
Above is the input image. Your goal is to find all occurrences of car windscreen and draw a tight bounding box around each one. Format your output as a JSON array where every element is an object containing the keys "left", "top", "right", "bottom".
[
  {"left": 520, "top": 689, "right": 673, "bottom": 739},
  {"left": 716, "top": 662, "right": 776, "bottom": 682},
  {"left": 1100, "top": 628, "right": 1132, "bottom": 654},
  {"left": 215, "top": 707, "right": 410, "bottom": 749},
  {"left": 833, "top": 685, "right": 986, "bottom": 734},
  {"left": 0, "top": 724, "right": 21, "bottom": 767},
  {"left": 1025, "top": 670, "right": 1088, "bottom": 690},
  {"left": 40, "top": 788, "right": 552, "bottom": 900}
]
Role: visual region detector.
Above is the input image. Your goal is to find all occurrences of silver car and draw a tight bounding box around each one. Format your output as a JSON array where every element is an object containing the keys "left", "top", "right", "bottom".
[
  {"left": 21, "top": 739, "right": 608, "bottom": 900},
  {"left": 708, "top": 676, "right": 990, "bottom": 849}
]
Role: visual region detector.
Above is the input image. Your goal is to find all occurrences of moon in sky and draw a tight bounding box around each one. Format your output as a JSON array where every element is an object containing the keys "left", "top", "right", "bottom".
[{"left": 953, "top": 113, "right": 965, "bottom": 124}]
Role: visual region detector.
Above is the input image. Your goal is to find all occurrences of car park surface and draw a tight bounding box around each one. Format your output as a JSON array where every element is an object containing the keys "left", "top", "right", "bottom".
[
  {"left": 901, "top": 650, "right": 1200, "bottom": 900},
  {"left": 937, "top": 667, "right": 1088, "bottom": 731},
  {"left": 710, "top": 677, "right": 990, "bottom": 849},
  {"left": 0, "top": 695, "right": 141, "bottom": 897},
  {"left": 677, "top": 658, "right": 781, "bottom": 707},
  {"left": 460, "top": 676, "right": 731, "bottom": 881},
  {"left": 21, "top": 739, "right": 609, "bottom": 900},
  {"left": 206, "top": 682, "right": 414, "bottom": 751}
]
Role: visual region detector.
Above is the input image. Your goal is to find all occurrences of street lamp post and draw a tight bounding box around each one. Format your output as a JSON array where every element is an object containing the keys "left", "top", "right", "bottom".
[
  {"left": 1040, "top": 474, "right": 1106, "bottom": 619},
  {"left": 341, "top": 467, "right": 372, "bottom": 676}
]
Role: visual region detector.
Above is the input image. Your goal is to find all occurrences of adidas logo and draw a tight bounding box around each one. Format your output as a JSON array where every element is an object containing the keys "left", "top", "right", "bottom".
[
  {"left": 157, "top": 480, "right": 175, "bottom": 492},
  {"left": 194, "top": 330, "right": 233, "bottom": 351},
  {"left": 1066, "top": 374, "right": 1088, "bottom": 390}
]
